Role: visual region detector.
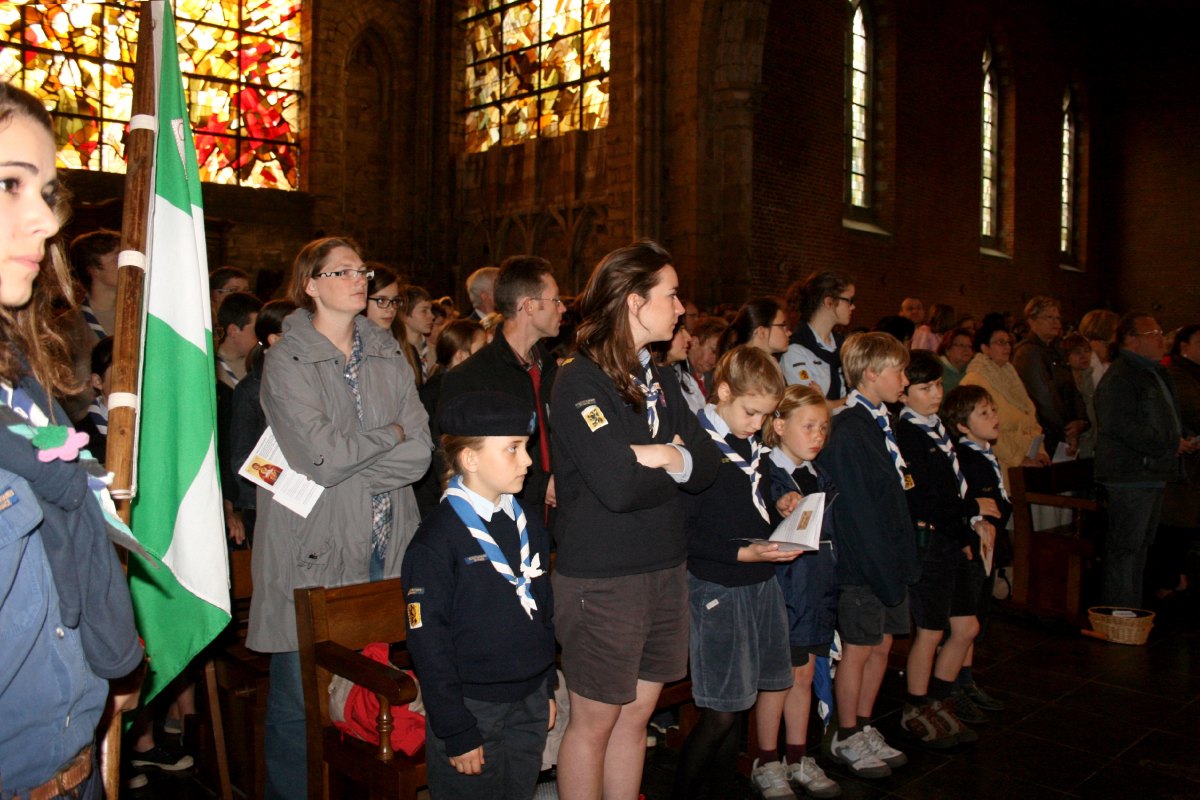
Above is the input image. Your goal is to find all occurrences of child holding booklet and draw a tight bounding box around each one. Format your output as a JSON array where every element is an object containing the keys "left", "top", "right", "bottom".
[
  {"left": 755, "top": 383, "right": 843, "bottom": 798},
  {"left": 893, "top": 351, "right": 997, "bottom": 748},
  {"left": 402, "top": 391, "right": 557, "bottom": 800},
  {"left": 943, "top": 384, "right": 1013, "bottom": 719},
  {"left": 672, "top": 346, "right": 802, "bottom": 800}
]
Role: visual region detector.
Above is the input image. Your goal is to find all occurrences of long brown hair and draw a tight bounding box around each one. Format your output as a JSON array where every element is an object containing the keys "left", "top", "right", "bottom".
[
  {"left": 576, "top": 240, "right": 673, "bottom": 406},
  {"left": 0, "top": 83, "right": 77, "bottom": 400}
]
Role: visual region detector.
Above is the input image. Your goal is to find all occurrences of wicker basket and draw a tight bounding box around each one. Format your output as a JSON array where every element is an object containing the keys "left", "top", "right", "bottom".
[{"left": 1087, "top": 606, "right": 1155, "bottom": 646}]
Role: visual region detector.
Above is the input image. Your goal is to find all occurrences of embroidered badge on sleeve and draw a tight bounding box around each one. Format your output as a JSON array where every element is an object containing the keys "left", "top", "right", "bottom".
[
  {"left": 581, "top": 405, "right": 608, "bottom": 432},
  {"left": 407, "top": 603, "right": 422, "bottom": 629}
]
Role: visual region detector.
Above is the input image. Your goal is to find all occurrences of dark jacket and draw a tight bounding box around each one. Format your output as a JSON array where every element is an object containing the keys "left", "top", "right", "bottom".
[
  {"left": 684, "top": 432, "right": 774, "bottom": 587},
  {"left": 550, "top": 353, "right": 721, "bottom": 578},
  {"left": 955, "top": 442, "right": 1014, "bottom": 566},
  {"left": 402, "top": 499, "right": 555, "bottom": 757},
  {"left": 1094, "top": 349, "right": 1183, "bottom": 484},
  {"left": 894, "top": 417, "right": 978, "bottom": 548},
  {"left": 438, "top": 329, "right": 557, "bottom": 508},
  {"left": 816, "top": 404, "right": 919, "bottom": 605},
  {"left": 1014, "top": 334, "right": 1073, "bottom": 454},
  {"left": 229, "top": 365, "right": 266, "bottom": 510},
  {"left": 763, "top": 456, "right": 839, "bottom": 648},
  {"left": 1163, "top": 355, "right": 1200, "bottom": 527}
]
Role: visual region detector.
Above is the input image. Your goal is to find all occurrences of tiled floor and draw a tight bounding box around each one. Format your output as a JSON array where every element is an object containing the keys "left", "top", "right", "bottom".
[{"left": 133, "top": 599, "right": 1200, "bottom": 799}]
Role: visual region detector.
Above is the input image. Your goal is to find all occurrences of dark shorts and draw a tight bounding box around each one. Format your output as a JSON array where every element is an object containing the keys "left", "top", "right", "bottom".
[
  {"left": 553, "top": 563, "right": 689, "bottom": 705},
  {"left": 910, "top": 536, "right": 960, "bottom": 630},
  {"left": 837, "top": 584, "right": 910, "bottom": 646},
  {"left": 790, "top": 643, "right": 831, "bottom": 667},
  {"left": 950, "top": 548, "right": 987, "bottom": 618}
]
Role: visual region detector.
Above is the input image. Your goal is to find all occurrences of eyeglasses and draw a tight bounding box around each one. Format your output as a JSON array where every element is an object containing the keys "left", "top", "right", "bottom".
[
  {"left": 368, "top": 296, "right": 402, "bottom": 309},
  {"left": 989, "top": 338, "right": 1014, "bottom": 347},
  {"left": 214, "top": 286, "right": 249, "bottom": 295},
  {"left": 771, "top": 323, "right": 790, "bottom": 329},
  {"left": 1131, "top": 329, "right": 1163, "bottom": 337},
  {"left": 530, "top": 296, "right": 564, "bottom": 307},
  {"left": 315, "top": 269, "right": 374, "bottom": 281},
  {"left": 1037, "top": 314, "right": 1062, "bottom": 322},
  {"left": 949, "top": 341, "right": 973, "bottom": 350},
  {"left": 835, "top": 295, "right": 856, "bottom": 305}
]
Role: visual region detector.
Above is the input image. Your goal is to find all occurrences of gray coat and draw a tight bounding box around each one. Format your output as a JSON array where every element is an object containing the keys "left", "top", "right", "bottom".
[{"left": 247, "top": 311, "right": 432, "bottom": 652}]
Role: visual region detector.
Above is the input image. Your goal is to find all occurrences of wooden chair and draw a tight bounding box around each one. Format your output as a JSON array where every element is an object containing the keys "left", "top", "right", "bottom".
[
  {"left": 295, "top": 578, "right": 426, "bottom": 800},
  {"left": 203, "top": 547, "right": 268, "bottom": 800},
  {"left": 1007, "top": 457, "right": 1102, "bottom": 622}
]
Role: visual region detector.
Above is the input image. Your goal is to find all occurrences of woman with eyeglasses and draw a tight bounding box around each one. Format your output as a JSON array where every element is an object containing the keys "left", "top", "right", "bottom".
[
  {"left": 363, "top": 263, "right": 404, "bottom": 333},
  {"left": 718, "top": 297, "right": 790, "bottom": 357},
  {"left": 960, "top": 321, "right": 1050, "bottom": 474},
  {"left": 247, "top": 237, "right": 432, "bottom": 800},
  {"left": 781, "top": 270, "right": 856, "bottom": 407}
]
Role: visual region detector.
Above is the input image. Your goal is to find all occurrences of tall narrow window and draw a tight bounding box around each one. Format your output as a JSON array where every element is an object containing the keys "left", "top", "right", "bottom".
[
  {"left": 0, "top": 1, "right": 302, "bottom": 190},
  {"left": 846, "top": 1, "right": 870, "bottom": 208},
  {"left": 462, "top": 0, "right": 611, "bottom": 153},
  {"left": 1060, "top": 91, "right": 1075, "bottom": 255},
  {"left": 980, "top": 47, "right": 999, "bottom": 241}
]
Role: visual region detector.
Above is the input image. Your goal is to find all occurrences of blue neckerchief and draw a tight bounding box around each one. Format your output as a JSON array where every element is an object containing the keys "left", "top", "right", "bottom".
[
  {"left": 442, "top": 475, "right": 543, "bottom": 619},
  {"left": 699, "top": 405, "right": 769, "bottom": 523},
  {"left": 631, "top": 349, "right": 662, "bottom": 436},
  {"left": 959, "top": 438, "right": 1010, "bottom": 502},
  {"left": 845, "top": 390, "right": 908, "bottom": 488},
  {"left": 900, "top": 407, "right": 968, "bottom": 500},
  {"left": 80, "top": 301, "right": 108, "bottom": 340}
]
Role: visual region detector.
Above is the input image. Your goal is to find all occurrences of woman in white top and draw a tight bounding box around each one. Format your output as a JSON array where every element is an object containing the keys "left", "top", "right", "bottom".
[{"left": 781, "top": 270, "right": 856, "bottom": 406}]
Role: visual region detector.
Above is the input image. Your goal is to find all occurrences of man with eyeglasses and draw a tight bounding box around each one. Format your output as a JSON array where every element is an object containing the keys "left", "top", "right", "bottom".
[
  {"left": 1013, "top": 296, "right": 1087, "bottom": 457},
  {"left": 439, "top": 256, "right": 565, "bottom": 515},
  {"left": 1094, "top": 312, "right": 1198, "bottom": 608}
]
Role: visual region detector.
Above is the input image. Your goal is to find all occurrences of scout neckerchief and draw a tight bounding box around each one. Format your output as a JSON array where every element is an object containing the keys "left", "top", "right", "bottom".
[
  {"left": 0, "top": 379, "right": 131, "bottom": 539},
  {"left": 216, "top": 354, "right": 240, "bottom": 389},
  {"left": 845, "top": 390, "right": 908, "bottom": 488},
  {"left": 900, "top": 406, "right": 968, "bottom": 500},
  {"left": 341, "top": 329, "right": 393, "bottom": 559},
  {"left": 631, "top": 348, "right": 662, "bottom": 437},
  {"left": 959, "top": 438, "right": 1011, "bottom": 503},
  {"left": 699, "top": 404, "right": 769, "bottom": 523},
  {"left": 443, "top": 475, "right": 543, "bottom": 619},
  {"left": 87, "top": 395, "right": 109, "bottom": 437},
  {"left": 80, "top": 301, "right": 108, "bottom": 341}
]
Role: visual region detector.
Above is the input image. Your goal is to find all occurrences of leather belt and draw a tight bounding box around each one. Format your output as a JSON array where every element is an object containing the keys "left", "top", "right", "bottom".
[{"left": 22, "top": 744, "right": 93, "bottom": 800}]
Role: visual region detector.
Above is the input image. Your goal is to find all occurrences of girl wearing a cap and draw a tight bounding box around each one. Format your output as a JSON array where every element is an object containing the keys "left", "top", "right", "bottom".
[
  {"left": 550, "top": 241, "right": 721, "bottom": 800},
  {"left": 402, "top": 391, "right": 557, "bottom": 799}
]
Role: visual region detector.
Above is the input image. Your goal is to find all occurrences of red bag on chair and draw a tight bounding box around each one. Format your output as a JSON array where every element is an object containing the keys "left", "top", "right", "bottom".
[{"left": 330, "top": 642, "right": 426, "bottom": 757}]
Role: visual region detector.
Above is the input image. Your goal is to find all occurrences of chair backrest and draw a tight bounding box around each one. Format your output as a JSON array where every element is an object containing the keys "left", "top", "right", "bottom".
[{"left": 294, "top": 578, "right": 408, "bottom": 735}]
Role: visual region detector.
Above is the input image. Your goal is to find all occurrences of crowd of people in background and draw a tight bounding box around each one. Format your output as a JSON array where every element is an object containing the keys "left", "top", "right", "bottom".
[{"left": 4, "top": 71, "right": 1197, "bottom": 800}]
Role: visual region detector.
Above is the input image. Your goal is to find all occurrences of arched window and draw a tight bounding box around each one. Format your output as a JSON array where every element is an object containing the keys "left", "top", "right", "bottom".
[
  {"left": 846, "top": 0, "right": 870, "bottom": 208},
  {"left": 1060, "top": 90, "right": 1075, "bottom": 256},
  {"left": 980, "top": 46, "right": 999, "bottom": 242},
  {"left": 462, "top": 0, "right": 611, "bottom": 153},
  {"left": 0, "top": 1, "right": 302, "bottom": 190}
]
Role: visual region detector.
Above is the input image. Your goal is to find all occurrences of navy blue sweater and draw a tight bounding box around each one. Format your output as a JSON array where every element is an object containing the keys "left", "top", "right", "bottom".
[
  {"left": 894, "top": 416, "right": 979, "bottom": 548},
  {"left": 685, "top": 433, "right": 774, "bottom": 587},
  {"left": 401, "top": 499, "right": 556, "bottom": 757}
]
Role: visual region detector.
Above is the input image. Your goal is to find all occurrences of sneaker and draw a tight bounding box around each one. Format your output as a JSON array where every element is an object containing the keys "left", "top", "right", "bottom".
[
  {"left": 129, "top": 745, "right": 194, "bottom": 771},
  {"left": 828, "top": 731, "right": 891, "bottom": 779},
  {"left": 930, "top": 699, "right": 978, "bottom": 745},
  {"left": 861, "top": 725, "right": 909, "bottom": 767},
  {"left": 751, "top": 759, "right": 798, "bottom": 799},
  {"left": 124, "top": 771, "right": 149, "bottom": 791},
  {"left": 962, "top": 681, "right": 1005, "bottom": 711},
  {"left": 785, "top": 756, "right": 842, "bottom": 798},
  {"left": 951, "top": 688, "right": 988, "bottom": 725},
  {"left": 901, "top": 702, "right": 958, "bottom": 749},
  {"left": 645, "top": 730, "right": 657, "bottom": 748}
]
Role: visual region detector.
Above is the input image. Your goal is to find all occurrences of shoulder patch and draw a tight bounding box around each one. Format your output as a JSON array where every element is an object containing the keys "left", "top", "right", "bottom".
[
  {"left": 574, "top": 398, "right": 597, "bottom": 409},
  {"left": 406, "top": 586, "right": 424, "bottom": 596},
  {"left": 561, "top": 357, "right": 575, "bottom": 365},
  {"left": 407, "top": 602, "right": 423, "bottom": 629},
  {"left": 0, "top": 487, "right": 17, "bottom": 512},
  {"left": 464, "top": 554, "right": 488, "bottom": 564},
  {"left": 903, "top": 473, "right": 916, "bottom": 490},
  {"left": 581, "top": 404, "right": 608, "bottom": 432}
]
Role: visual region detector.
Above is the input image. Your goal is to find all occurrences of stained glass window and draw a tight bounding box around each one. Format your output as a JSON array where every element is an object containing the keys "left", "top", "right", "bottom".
[
  {"left": 846, "top": 1, "right": 869, "bottom": 208},
  {"left": 1060, "top": 91, "right": 1074, "bottom": 255},
  {"left": 462, "top": 0, "right": 610, "bottom": 153},
  {"left": 0, "top": 1, "right": 302, "bottom": 190},
  {"left": 980, "top": 48, "right": 998, "bottom": 240}
]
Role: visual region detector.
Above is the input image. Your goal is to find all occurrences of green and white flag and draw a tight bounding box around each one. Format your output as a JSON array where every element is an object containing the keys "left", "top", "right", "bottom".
[{"left": 128, "top": 2, "right": 231, "bottom": 702}]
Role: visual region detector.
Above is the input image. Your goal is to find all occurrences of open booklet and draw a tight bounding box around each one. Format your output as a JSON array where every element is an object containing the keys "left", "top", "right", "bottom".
[
  {"left": 238, "top": 427, "right": 324, "bottom": 518},
  {"left": 734, "top": 491, "right": 829, "bottom": 552}
]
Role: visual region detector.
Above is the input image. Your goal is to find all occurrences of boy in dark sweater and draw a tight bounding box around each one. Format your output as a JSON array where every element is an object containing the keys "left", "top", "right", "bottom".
[
  {"left": 944, "top": 384, "right": 1013, "bottom": 719},
  {"left": 402, "top": 392, "right": 556, "bottom": 800},
  {"left": 894, "top": 351, "right": 998, "bottom": 748},
  {"left": 672, "top": 346, "right": 801, "bottom": 800},
  {"left": 817, "top": 332, "right": 917, "bottom": 779}
]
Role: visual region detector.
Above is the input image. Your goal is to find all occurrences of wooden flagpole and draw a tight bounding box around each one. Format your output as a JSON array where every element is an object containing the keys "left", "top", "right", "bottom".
[{"left": 100, "top": 2, "right": 157, "bottom": 795}]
